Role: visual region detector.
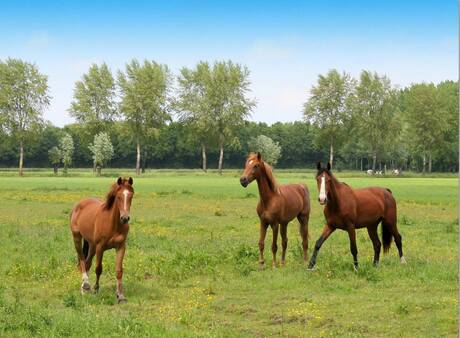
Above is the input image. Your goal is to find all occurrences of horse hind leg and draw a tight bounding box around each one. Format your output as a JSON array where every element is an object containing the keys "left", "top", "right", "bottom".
[
  {"left": 367, "top": 224, "right": 381, "bottom": 266},
  {"left": 71, "top": 232, "right": 91, "bottom": 293},
  {"left": 280, "top": 223, "right": 288, "bottom": 266},
  {"left": 383, "top": 219, "right": 405, "bottom": 264},
  {"left": 297, "top": 214, "right": 309, "bottom": 263}
]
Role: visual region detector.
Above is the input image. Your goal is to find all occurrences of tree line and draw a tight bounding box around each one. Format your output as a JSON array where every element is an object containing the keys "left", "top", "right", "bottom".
[{"left": 0, "top": 58, "right": 457, "bottom": 175}]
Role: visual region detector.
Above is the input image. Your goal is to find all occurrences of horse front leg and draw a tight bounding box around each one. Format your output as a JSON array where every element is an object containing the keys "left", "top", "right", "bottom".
[
  {"left": 307, "top": 224, "right": 335, "bottom": 270},
  {"left": 115, "top": 244, "right": 127, "bottom": 303},
  {"left": 271, "top": 223, "right": 279, "bottom": 268},
  {"left": 280, "top": 223, "right": 288, "bottom": 266},
  {"left": 347, "top": 225, "right": 359, "bottom": 271},
  {"left": 258, "top": 222, "right": 268, "bottom": 268}
]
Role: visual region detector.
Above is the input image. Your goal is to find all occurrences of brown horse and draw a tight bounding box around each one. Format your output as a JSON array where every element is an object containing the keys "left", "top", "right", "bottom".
[
  {"left": 70, "top": 177, "right": 134, "bottom": 303},
  {"left": 308, "top": 162, "right": 405, "bottom": 271},
  {"left": 240, "top": 153, "right": 310, "bottom": 267}
]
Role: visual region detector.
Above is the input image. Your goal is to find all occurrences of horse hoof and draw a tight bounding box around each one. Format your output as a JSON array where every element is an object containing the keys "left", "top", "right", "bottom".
[
  {"left": 117, "top": 296, "right": 127, "bottom": 304},
  {"left": 400, "top": 256, "right": 407, "bottom": 264},
  {"left": 373, "top": 261, "right": 379, "bottom": 267},
  {"left": 93, "top": 285, "right": 100, "bottom": 293},
  {"left": 353, "top": 265, "right": 359, "bottom": 272},
  {"left": 306, "top": 266, "right": 316, "bottom": 271},
  {"left": 81, "top": 281, "right": 91, "bottom": 294}
]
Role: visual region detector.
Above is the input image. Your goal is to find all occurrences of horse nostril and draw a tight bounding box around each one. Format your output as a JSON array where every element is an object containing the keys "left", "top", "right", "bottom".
[{"left": 126, "top": 216, "right": 130, "bottom": 222}]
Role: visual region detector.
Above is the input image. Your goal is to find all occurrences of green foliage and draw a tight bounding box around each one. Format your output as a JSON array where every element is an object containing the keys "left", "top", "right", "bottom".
[
  {"left": 0, "top": 58, "right": 50, "bottom": 174},
  {"left": 303, "top": 69, "right": 355, "bottom": 165},
  {"left": 350, "top": 70, "right": 400, "bottom": 170},
  {"left": 69, "top": 63, "right": 117, "bottom": 134},
  {"left": 118, "top": 59, "right": 172, "bottom": 174},
  {"left": 88, "top": 132, "right": 114, "bottom": 175},
  {"left": 48, "top": 146, "right": 61, "bottom": 165},
  {"left": 59, "top": 133, "right": 74, "bottom": 174},
  {"left": 248, "top": 134, "right": 281, "bottom": 166}
]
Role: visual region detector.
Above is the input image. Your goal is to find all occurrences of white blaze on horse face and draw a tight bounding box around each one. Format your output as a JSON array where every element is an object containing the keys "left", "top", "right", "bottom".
[
  {"left": 123, "top": 189, "right": 129, "bottom": 211},
  {"left": 319, "top": 175, "right": 327, "bottom": 204}
]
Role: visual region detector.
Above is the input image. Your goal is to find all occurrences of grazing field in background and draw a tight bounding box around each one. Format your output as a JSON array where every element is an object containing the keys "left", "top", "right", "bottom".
[{"left": 0, "top": 170, "right": 457, "bottom": 337}]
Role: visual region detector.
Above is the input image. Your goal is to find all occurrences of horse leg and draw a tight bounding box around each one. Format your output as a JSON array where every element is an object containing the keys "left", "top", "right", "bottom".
[
  {"left": 258, "top": 223, "right": 268, "bottom": 268},
  {"left": 297, "top": 214, "right": 309, "bottom": 263},
  {"left": 115, "top": 244, "right": 127, "bottom": 303},
  {"left": 93, "top": 244, "right": 104, "bottom": 292},
  {"left": 367, "top": 224, "right": 381, "bottom": 266},
  {"left": 271, "top": 223, "right": 279, "bottom": 268},
  {"left": 385, "top": 220, "right": 405, "bottom": 263},
  {"left": 85, "top": 244, "right": 96, "bottom": 272},
  {"left": 280, "top": 223, "right": 288, "bottom": 266},
  {"left": 347, "top": 225, "right": 359, "bottom": 271},
  {"left": 72, "top": 232, "right": 90, "bottom": 293},
  {"left": 307, "top": 224, "right": 335, "bottom": 270}
]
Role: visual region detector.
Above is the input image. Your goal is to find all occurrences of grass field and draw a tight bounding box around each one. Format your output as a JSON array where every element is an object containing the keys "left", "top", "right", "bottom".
[{"left": 0, "top": 170, "right": 458, "bottom": 337}]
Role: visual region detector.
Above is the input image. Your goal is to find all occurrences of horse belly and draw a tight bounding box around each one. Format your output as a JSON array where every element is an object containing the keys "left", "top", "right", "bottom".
[{"left": 355, "top": 192, "right": 385, "bottom": 227}]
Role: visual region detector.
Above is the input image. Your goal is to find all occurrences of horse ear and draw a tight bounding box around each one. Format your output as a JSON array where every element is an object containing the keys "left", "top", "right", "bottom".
[
  {"left": 128, "top": 177, "right": 133, "bottom": 185},
  {"left": 317, "top": 161, "right": 321, "bottom": 171},
  {"left": 257, "top": 152, "right": 261, "bottom": 161},
  {"left": 327, "top": 162, "right": 331, "bottom": 171},
  {"left": 117, "top": 177, "right": 123, "bottom": 185}
]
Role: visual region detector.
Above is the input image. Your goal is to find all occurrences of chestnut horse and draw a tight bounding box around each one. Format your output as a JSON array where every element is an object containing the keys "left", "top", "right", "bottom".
[
  {"left": 308, "top": 162, "right": 405, "bottom": 271},
  {"left": 70, "top": 177, "right": 134, "bottom": 303},
  {"left": 240, "top": 153, "right": 310, "bottom": 267}
]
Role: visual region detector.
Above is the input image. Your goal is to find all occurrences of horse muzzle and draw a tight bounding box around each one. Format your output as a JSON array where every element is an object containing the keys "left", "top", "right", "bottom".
[
  {"left": 318, "top": 197, "right": 327, "bottom": 205},
  {"left": 240, "top": 177, "right": 249, "bottom": 188},
  {"left": 120, "top": 215, "right": 130, "bottom": 224}
]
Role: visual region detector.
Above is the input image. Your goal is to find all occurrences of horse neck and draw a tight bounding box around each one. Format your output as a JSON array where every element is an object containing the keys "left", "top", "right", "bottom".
[
  {"left": 108, "top": 198, "right": 121, "bottom": 228},
  {"left": 256, "top": 169, "right": 276, "bottom": 205},
  {"left": 327, "top": 174, "right": 343, "bottom": 210}
]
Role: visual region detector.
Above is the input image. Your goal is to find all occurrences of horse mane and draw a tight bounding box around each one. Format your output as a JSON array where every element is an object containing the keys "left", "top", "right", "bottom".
[
  {"left": 104, "top": 183, "right": 119, "bottom": 210},
  {"left": 262, "top": 162, "right": 279, "bottom": 193}
]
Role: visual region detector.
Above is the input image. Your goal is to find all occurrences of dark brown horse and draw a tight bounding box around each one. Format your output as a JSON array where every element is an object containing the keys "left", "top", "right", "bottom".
[
  {"left": 70, "top": 177, "right": 134, "bottom": 303},
  {"left": 240, "top": 153, "right": 310, "bottom": 267},
  {"left": 308, "top": 162, "right": 405, "bottom": 271}
]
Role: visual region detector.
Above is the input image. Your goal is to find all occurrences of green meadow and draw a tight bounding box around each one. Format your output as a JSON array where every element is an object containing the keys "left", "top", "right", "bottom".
[{"left": 0, "top": 170, "right": 457, "bottom": 337}]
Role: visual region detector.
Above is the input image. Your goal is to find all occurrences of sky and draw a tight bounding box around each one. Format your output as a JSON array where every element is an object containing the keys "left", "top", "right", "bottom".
[{"left": 0, "top": 0, "right": 457, "bottom": 127}]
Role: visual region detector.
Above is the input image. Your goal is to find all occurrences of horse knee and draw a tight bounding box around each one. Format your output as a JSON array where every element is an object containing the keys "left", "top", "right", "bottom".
[
  {"left": 116, "top": 269, "right": 123, "bottom": 280},
  {"left": 271, "top": 243, "right": 278, "bottom": 252}
]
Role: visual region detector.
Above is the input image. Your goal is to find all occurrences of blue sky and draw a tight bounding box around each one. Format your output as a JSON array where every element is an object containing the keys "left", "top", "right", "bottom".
[{"left": 0, "top": 0, "right": 457, "bottom": 126}]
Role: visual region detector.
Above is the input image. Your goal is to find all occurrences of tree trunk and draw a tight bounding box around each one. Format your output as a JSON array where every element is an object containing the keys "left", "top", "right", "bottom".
[
  {"left": 218, "top": 138, "right": 224, "bottom": 175},
  {"left": 136, "top": 138, "right": 141, "bottom": 176},
  {"left": 96, "top": 166, "right": 102, "bottom": 176},
  {"left": 201, "top": 144, "right": 207, "bottom": 172},
  {"left": 64, "top": 164, "right": 68, "bottom": 174},
  {"left": 372, "top": 151, "right": 377, "bottom": 171},
  {"left": 422, "top": 153, "right": 426, "bottom": 174},
  {"left": 141, "top": 150, "right": 147, "bottom": 174},
  {"left": 53, "top": 164, "right": 58, "bottom": 175},
  {"left": 93, "top": 162, "right": 96, "bottom": 174},
  {"left": 428, "top": 153, "right": 432, "bottom": 173},
  {"left": 360, "top": 157, "right": 363, "bottom": 171},
  {"left": 19, "top": 141, "right": 24, "bottom": 176},
  {"left": 329, "top": 142, "right": 334, "bottom": 167}
]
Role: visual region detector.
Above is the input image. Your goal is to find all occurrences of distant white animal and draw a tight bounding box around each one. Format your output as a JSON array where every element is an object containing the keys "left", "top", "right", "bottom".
[
  {"left": 376, "top": 171, "right": 383, "bottom": 175},
  {"left": 392, "top": 169, "right": 400, "bottom": 175},
  {"left": 367, "top": 169, "right": 373, "bottom": 175}
]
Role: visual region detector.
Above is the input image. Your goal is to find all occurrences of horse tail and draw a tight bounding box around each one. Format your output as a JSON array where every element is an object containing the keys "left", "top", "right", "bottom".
[
  {"left": 381, "top": 221, "right": 392, "bottom": 253},
  {"left": 382, "top": 188, "right": 396, "bottom": 253},
  {"left": 82, "top": 239, "right": 89, "bottom": 260}
]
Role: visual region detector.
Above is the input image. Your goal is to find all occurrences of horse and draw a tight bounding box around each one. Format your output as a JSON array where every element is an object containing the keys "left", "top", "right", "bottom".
[
  {"left": 240, "top": 152, "right": 310, "bottom": 268},
  {"left": 308, "top": 162, "right": 405, "bottom": 271},
  {"left": 70, "top": 177, "right": 134, "bottom": 303}
]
